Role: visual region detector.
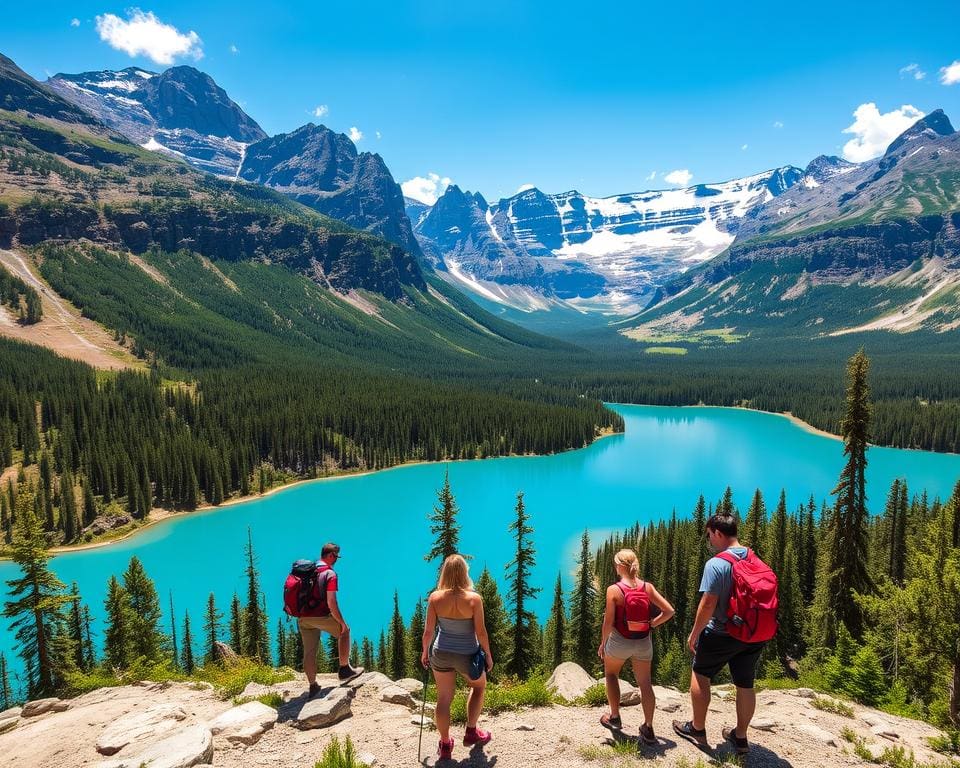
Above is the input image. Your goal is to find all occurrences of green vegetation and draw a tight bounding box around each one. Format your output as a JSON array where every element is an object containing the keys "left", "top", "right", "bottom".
[
  {"left": 644, "top": 346, "right": 688, "bottom": 355},
  {"left": 0, "top": 263, "right": 40, "bottom": 323},
  {"left": 448, "top": 674, "right": 553, "bottom": 722},
  {"left": 572, "top": 682, "right": 609, "bottom": 707},
  {"left": 314, "top": 736, "right": 363, "bottom": 768},
  {"left": 812, "top": 695, "right": 855, "bottom": 717}
]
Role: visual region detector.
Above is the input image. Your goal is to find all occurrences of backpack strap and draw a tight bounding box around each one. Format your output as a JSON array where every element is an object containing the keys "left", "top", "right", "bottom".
[{"left": 715, "top": 548, "right": 751, "bottom": 566}]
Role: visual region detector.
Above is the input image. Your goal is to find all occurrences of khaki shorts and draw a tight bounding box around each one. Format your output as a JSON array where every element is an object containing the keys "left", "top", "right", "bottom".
[
  {"left": 430, "top": 647, "right": 479, "bottom": 676},
  {"left": 298, "top": 615, "right": 341, "bottom": 660},
  {"left": 605, "top": 629, "right": 653, "bottom": 661}
]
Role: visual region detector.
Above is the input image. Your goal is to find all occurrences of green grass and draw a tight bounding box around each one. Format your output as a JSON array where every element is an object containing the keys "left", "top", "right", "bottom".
[
  {"left": 232, "top": 691, "right": 284, "bottom": 709},
  {"left": 572, "top": 683, "right": 609, "bottom": 707},
  {"left": 192, "top": 659, "right": 294, "bottom": 699},
  {"left": 645, "top": 346, "right": 688, "bottom": 355},
  {"left": 812, "top": 694, "right": 855, "bottom": 717},
  {"left": 314, "top": 736, "right": 363, "bottom": 768},
  {"left": 447, "top": 675, "right": 554, "bottom": 723}
]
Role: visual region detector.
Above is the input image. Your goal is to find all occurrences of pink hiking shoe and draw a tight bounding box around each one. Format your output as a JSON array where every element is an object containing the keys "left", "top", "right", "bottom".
[
  {"left": 463, "top": 726, "right": 492, "bottom": 747},
  {"left": 437, "top": 738, "right": 454, "bottom": 760}
]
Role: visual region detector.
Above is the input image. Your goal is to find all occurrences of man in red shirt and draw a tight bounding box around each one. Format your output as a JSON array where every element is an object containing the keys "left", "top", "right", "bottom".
[{"left": 300, "top": 542, "right": 363, "bottom": 696}]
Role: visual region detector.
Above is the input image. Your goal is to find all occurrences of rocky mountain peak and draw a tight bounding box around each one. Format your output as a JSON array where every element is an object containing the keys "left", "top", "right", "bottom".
[
  {"left": 804, "top": 155, "right": 858, "bottom": 182},
  {"left": 885, "top": 108, "right": 955, "bottom": 155}
]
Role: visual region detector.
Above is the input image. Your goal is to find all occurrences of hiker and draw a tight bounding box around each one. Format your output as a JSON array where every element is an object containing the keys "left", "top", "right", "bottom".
[
  {"left": 598, "top": 548, "right": 675, "bottom": 744},
  {"left": 298, "top": 542, "right": 363, "bottom": 697},
  {"left": 421, "top": 553, "right": 494, "bottom": 761},
  {"left": 673, "top": 512, "right": 778, "bottom": 755}
]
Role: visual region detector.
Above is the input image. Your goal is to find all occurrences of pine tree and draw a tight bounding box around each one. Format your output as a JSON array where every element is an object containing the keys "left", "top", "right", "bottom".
[
  {"left": 230, "top": 595, "right": 243, "bottom": 654},
  {"left": 387, "top": 591, "right": 407, "bottom": 679},
  {"left": 826, "top": 348, "right": 873, "bottom": 640},
  {"left": 67, "top": 582, "right": 86, "bottom": 671},
  {"left": 242, "top": 528, "right": 269, "bottom": 662},
  {"left": 569, "top": 529, "right": 598, "bottom": 672},
  {"left": 0, "top": 652, "right": 11, "bottom": 709},
  {"left": 425, "top": 470, "right": 461, "bottom": 571},
  {"left": 505, "top": 491, "right": 540, "bottom": 677},
  {"left": 801, "top": 498, "right": 817, "bottom": 602},
  {"left": 59, "top": 471, "right": 78, "bottom": 543},
  {"left": 475, "top": 566, "right": 510, "bottom": 679},
  {"left": 846, "top": 646, "right": 887, "bottom": 706},
  {"left": 181, "top": 612, "right": 195, "bottom": 674},
  {"left": 123, "top": 557, "right": 164, "bottom": 662},
  {"left": 543, "top": 573, "right": 567, "bottom": 670},
  {"left": 744, "top": 489, "right": 767, "bottom": 555},
  {"left": 376, "top": 630, "right": 387, "bottom": 673},
  {"left": 766, "top": 490, "right": 788, "bottom": 576},
  {"left": 407, "top": 600, "right": 425, "bottom": 674},
  {"left": 2, "top": 502, "right": 74, "bottom": 695},
  {"left": 361, "top": 637, "right": 375, "bottom": 671},
  {"left": 203, "top": 593, "right": 222, "bottom": 664},
  {"left": 82, "top": 605, "right": 95, "bottom": 669},
  {"left": 276, "top": 619, "right": 287, "bottom": 667},
  {"left": 103, "top": 575, "right": 131, "bottom": 668},
  {"left": 169, "top": 592, "right": 179, "bottom": 670}
]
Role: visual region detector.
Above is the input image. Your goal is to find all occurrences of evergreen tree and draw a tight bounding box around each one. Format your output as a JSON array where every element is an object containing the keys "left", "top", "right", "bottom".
[
  {"left": 361, "top": 637, "right": 374, "bottom": 671},
  {"left": 0, "top": 652, "right": 10, "bottom": 709},
  {"left": 103, "top": 575, "right": 131, "bottom": 668},
  {"left": 82, "top": 605, "right": 95, "bottom": 670},
  {"left": 2, "top": 502, "right": 74, "bottom": 695},
  {"left": 766, "top": 490, "right": 788, "bottom": 576},
  {"left": 376, "top": 630, "right": 387, "bottom": 672},
  {"left": 801, "top": 498, "right": 817, "bottom": 602},
  {"left": 425, "top": 470, "right": 461, "bottom": 571},
  {"left": 169, "top": 592, "right": 179, "bottom": 670},
  {"left": 203, "top": 592, "right": 222, "bottom": 664},
  {"left": 67, "top": 582, "right": 86, "bottom": 671},
  {"left": 123, "top": 557, "right": 164, "bottom": 662},
  {"left": 59, "top": 471, "right": 78, "bottom": 542},
  {"left": 407, "top": 600, "right": 425, "bottom": 675},
  {"left": 825, "top": 348, "right": 873, "bottom": 640},
  {"left": 242, "top": 528, "right": 269, "bottom": 662},
  {"left": 229, "top": 593, "right": 243, "bottom": 654},
  {"left": 569, "top": 529, "right": 598, "bottom": 672},
  {"left": 743, "top": 489, "right": 767, "bottom": 555},
  {"left": 505, "top": 491, "right": 540, "bottom": 678},
  {"left": 543, "top": 573, "right": 567, "bottom": 670},
  {"left": 475, "top": 566, "right": 510, "bottom": 680},
  {"left": 846, "top": 646, "right": 888, "bottom": 706},
  {"left": 181, "top": 611, "right": 195, "bottom": 674},
  {"left": 387, "top": 591, "right": 407, "bottom": 679},
  {"left": 276, "top": 619, "right": 287, "bottom": 667}
]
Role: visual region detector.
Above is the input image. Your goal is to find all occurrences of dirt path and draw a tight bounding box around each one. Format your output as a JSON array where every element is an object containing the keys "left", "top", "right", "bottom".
[{"left": 0, "top": 249, "right": 140, "bottom": 370}]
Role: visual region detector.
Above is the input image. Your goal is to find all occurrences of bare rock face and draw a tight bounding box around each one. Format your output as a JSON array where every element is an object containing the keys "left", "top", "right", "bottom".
[
  {"left": 652, "top": 685, "right": 685, "bottom": 713},
  {"left": 348, "top": 671, "right": 392, "bottom": 690},
  {"left": 208, "top": 701, "right": 278, "bottom": 746},
  {"left": 798, "top": 722, "right": 838, "bottom": 746},
  {"left": 546, "top": 662, "right": 595, "bottom": 702},
  {"left": 96, "top": 703, "right": 189, "bottom": 756},
  {"left": 380, "top": 685, "right": 415, "bottom": 707},
  {"left": 0, "top": 706, "right": 21, "bottom": 733},
  {"left": 214, "top": 641, "right": 239, "bottom": 667},
  {"left": 98, "top": 724, "right": 214, "bottom": 768},
  {"left": 394, "top": 678, "right": 425, "bottom": 696},
  {"left": 297, "top": 686, "right": 353, "bottom": 729}
]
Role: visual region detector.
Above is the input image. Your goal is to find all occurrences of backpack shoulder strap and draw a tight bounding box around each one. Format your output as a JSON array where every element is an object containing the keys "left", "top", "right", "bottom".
[{"left": 715, "top": 548, "right": 750, "bottom": 566}]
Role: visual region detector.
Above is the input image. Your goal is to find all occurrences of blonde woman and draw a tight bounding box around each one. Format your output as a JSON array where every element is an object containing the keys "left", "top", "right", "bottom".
[
  {"left": 598, "top": 548, "right": 675, "bottom": 743},
  {"left": 421, "top": 554, "right": 494, "bottom": 761}
]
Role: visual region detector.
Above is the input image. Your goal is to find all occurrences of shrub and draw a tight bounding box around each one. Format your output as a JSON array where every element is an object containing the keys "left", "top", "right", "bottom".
[
  {"left": 811, "top": 695, "right": 855, "bottom": 717},
  {"left": 574, "top": 683, "right": 610, "bottom": 707},
  {"left": 315, "top": 736, "right": 362, "bottom": 768},
  {"left": 191, "top": 659, "right": 294, "bottom": 699},
  {"left": 448, "top": 675, "right": 553, "bottom": 723},
  {"left": 232, "top": 692, "right": 284, "bottom": 709},
  {"left": 928, "top": 730, "right": 960, "bottom": 756}
]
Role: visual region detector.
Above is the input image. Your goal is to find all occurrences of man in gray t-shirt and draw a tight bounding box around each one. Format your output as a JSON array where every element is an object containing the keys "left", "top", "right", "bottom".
[{"left": 673, "top": 513, "right": 766, "bottom": 755}]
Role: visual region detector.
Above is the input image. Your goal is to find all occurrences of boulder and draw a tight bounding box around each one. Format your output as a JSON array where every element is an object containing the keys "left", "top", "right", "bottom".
[
  {"left": 96, "top": 703, "right": 188, "bottom": 756},
  {"left": 357, "top": 752, "right": 377, "bottom": 766},
  {"left": 21, "top": 698, "right": 65, "bottom": 717},
  {"left": 380, "top": 685, "right": 415, "bottom": 707},
  {"left": 208, "top": 700, "right": 278, "bottom": 746},
  {"left": 653, "top": 686, "right": 685, "bottom": 713},
  {"left": 797, "top": 722, "right": 837, "bottom": 746},
  {"left": 547, "top": 662, "right": 595, "bottom": 702},
  {"left": 0, "top": 708, "right": 19, "bottom": 734},
  {"left": 618, "top": 681, "right": 643, "bottom": 707},
  {"left": 297, "top": 686, "right": 353, "bottom": 729},
  {"left": 412, "top": 715, "right": 436, "bottom": 730},
  {"left": 214, "top": 641, "right": 240, "bottom": 667},
  {"left": 240, "top": 682, "right": 282, "bottom": 700},
  {"left": 789, "top": 687, "right": 817, "bottom": 699},
  {"left": 411, "top": 699, "right": 437, "bottom": 716},
  {"left": 347, "top": 671, "right": 392, "bottom": 690},
  {"left": 98, "top": 725, "right": 214, "bottom": 768},
  {"left": 395, "top": 677, "right": 426, "bottom": 695}
]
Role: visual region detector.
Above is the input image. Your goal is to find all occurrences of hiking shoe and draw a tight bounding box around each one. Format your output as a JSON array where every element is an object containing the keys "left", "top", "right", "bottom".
[
  {"left": 600, "top": 713, "right": 623, "bottom": 731},
  {"left": 463, "top": 726, "right": 491, "bottom": 746},
  {"left": 307, "top": 682, "right": 322, "bottom": 698},
  {"left": 672, "top": 720, "right": 708, "bottom": 749},
  {"left": 722, "top": 726, "right": 750, "bottom": 755},
  {"left": 639, "top": 723, "right": 657, "bottom": 745},
  {"left": 438, "top": 738, "right": 454, "bottom": 760},
  {"left": 337, "top": 664, "right": 364, "bottom": 683}
]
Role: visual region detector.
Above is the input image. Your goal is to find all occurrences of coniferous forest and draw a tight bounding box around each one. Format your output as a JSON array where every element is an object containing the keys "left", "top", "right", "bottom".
[{"left": 3, "top": 351, "right": 959, "bottom": 755}]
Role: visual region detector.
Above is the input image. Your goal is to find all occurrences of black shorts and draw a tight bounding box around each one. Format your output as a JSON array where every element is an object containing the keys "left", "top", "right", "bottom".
[{"left": 692, "top": 627, "right": 765, "bottom": 688}]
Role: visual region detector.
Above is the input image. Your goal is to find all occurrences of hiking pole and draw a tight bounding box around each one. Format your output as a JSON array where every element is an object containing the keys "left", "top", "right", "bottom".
[{"left": 417, "top": 655, "right": 430, "bottom": 763}]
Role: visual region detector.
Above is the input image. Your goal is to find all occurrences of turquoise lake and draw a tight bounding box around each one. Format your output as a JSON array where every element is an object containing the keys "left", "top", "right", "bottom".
[{"left": 3, "top": 403, "right": 960, "bottom": 681}]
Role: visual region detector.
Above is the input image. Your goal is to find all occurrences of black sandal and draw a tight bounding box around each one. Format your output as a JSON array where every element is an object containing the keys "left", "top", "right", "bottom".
[
  {"left": 672, "top": 720, "right": 708, "bottom": 748},
  {"left": 600, "top": 713, "right": 623, "bottom": 731},
  {"left": 722, "top": 726, "right": 749, "bottom": 755}
]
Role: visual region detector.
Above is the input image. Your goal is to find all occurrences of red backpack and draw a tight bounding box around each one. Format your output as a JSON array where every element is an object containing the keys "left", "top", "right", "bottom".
[
  {"left": 283, "top": 560, "right": 332, "bottom": 618},
  {"left": 715, "top": 549, "right": 779, "bottom": 643},
  {"left": 613, "top": 580, "right": 651, "bottom": 639}
]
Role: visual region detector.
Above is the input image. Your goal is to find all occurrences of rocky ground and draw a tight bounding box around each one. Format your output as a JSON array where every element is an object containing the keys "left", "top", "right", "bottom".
[{"left": 0, "top": 663, "right": 951, "bottom": 768}]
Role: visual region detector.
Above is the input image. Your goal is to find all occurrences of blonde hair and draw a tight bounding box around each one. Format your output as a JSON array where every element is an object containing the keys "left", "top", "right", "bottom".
[
  {"left": 614, "top": 548, "right": 640, "bottom": 578},
  {"left": 437, "top": 554, "right": 473, "bottom": 591}
]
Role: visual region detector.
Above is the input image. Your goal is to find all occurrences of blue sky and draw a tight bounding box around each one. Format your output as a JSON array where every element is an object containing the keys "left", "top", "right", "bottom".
[{"left": 3, "top": 1, "right": 960, "bottom": 203}]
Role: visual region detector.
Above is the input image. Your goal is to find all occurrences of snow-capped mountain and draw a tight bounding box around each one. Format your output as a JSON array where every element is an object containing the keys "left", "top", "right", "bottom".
[
  {"left": 47, "top": 66, "right": 267, "bottom": 176},
  {"left": 413, "top": 167, "right": 805, "bottom": 314}
]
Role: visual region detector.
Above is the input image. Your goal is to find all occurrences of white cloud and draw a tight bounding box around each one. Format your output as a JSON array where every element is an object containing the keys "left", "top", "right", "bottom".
[
  {"left": 900, "top": 63, "right": 926, "bottom": 80},
  {"left": 70, "top": 18, "right": 80, "bottom": 27},
  {"left": 348, "top": 126, "right": 363, "bottom": 143},
  {"left": 941, "top": 61, "right": 960, "bottom": 86},
  {"left": 841, "top": 102, "right": 924, "bottom": 162},
  {"left": 401, "top": 172, "right": 452, "bottom": 205},
  {"left": 664, "top": 169, "right": 693, "bottom": 186},
  {"left": 229, "top": 44, "right": 238, "bottom": 54},
  {"left": 516, "top": 183, "right": 535, "bottom": 193},
  {"left": 312, "top": 105, "right": 328, "bottom": 119},
  {"left": 375, "top": 131, "right": 382, "bottom": 140},
  {"left": 773, "top": 120, "right": 784, "bottom": 129},
  {"left": 95, "top": 9, "right": 203, "bottom": 66},
  {"left": 645, "top": 171, "right": 657, "bottom": 181},
  {"left": 741, "top": 143, "right": 749, "bottom": 151}
]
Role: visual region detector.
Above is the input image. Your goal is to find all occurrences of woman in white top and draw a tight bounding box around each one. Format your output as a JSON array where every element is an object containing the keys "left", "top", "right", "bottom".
[
  {"left": 598, "top": 548, "right": 675, "bottom": 744},
  {"left": 421, "top": 554, "right": 494, "bottom": 761}
]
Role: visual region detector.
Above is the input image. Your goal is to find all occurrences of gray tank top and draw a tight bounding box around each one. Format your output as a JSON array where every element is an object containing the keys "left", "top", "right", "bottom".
[{"left": 434, "top": 616, "right": 479, "bottom": 654}]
